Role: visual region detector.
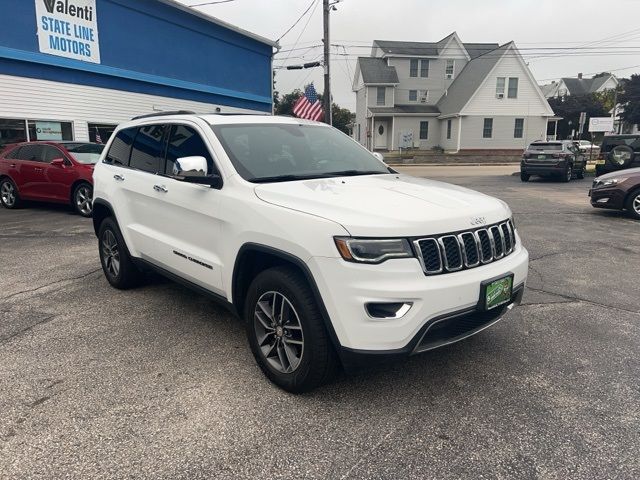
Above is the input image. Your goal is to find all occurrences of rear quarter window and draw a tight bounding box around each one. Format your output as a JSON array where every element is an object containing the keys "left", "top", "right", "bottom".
[{"left": 105, "top": 128, "right": 136, "bottom": 166}]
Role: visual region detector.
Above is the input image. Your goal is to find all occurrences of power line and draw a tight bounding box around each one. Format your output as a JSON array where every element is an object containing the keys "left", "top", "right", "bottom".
[
  {"left": 276, "top": 0, "right": 320, "bottom": 68},
  {"left": 537, "top": 64, "right": 640, "bottom": 82},
  {"left": 188, "top": 0, "right": 236, "bottom": 6},
  {"left": 277, "top": 0, "right": 317, "bottom": 42}
]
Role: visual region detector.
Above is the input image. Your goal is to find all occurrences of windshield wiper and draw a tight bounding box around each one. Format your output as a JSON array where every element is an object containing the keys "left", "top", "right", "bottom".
[
  {"left": 249, "top": 174, "right": 326, "bottom": 183},
  {"left": 319, "top": 170, "right": 388, "bottom": 178}
]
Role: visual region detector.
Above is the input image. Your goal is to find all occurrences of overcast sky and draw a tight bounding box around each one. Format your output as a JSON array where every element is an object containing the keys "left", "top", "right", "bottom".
[{"left": 179, "top": 0, "right": 640, "bottom": 110}]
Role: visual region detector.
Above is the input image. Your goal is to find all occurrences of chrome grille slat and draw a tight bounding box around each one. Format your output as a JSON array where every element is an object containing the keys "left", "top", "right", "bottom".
[{"left": 414, "top": 220, "right": 516, "bottom": 275}]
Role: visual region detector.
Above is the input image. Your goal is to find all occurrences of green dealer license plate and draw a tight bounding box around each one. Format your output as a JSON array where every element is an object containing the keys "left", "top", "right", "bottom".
[{"left": 481, "top": 274, "right": 514, "bottom": 310}]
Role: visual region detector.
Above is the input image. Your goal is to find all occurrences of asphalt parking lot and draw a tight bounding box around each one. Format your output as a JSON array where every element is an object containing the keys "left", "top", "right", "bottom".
[{"left": 1, "top": 166, "right": 638, "bottom": 479}]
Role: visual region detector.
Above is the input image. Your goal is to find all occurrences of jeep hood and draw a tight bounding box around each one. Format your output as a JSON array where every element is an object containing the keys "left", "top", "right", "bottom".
[{"left": 254, "top": 174, "right": 511, "bottom": 236}]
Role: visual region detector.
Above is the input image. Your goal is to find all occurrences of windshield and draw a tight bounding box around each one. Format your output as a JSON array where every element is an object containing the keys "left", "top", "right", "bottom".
[
  {"left": 211, "top": 123, "right": 389, "bottom": 182},
  {"left": 528, "top": 143, "right": 562, "bottom": 151},
  {"left": 65, "top": 143, "right": 105, "bottom": 164}
]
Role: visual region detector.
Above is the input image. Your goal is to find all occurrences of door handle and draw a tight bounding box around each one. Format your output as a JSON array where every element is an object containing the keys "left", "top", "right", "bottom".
[
  {"left": 153, "top": 184, "right": 168, "bottom": 193},
  {"left": 113, "top": 174, "right": 125, "bottom": 181},
  {"left": 34, "top": 167, "right": 43, "bottom": 172},
  {"left": 10, "top": 163, "right": 16, "bottom": 168}
]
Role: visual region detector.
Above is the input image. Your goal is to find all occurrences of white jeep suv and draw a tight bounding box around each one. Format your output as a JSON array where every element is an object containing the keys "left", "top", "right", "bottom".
[{"left": 92, "top": 112, "right": 528, "bottom": 392}]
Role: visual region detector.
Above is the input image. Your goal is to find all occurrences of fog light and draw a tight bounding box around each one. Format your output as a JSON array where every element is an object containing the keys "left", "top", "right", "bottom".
[
  {"left": 596, "top": 198, "right": 609, "bottom": 204},
  {"left": 365, "top": 302, "right": 413, "bottom": 319}
]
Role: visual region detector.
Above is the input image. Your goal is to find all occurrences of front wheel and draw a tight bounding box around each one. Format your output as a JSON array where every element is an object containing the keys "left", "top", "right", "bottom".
[
  {"left": 561, "top": 164, "right": 572, "bottom": 182},
  {"left": 576, "top": 164, "right": 585, "bottom": 179},
  {"left": 98, "top": 217, "right": 144, "bottom": 289},
  {"left": 245, "top": 266, "right": 338, "bottom": 393},
  {"left": 0, "top": 178, "right": 21, "bottom": 209},
  {"left": 73, "top": 183, "right": 93, "bottom": 217},
  {"left": 625, "top": 189, "right": 640, "bottom": 220}
]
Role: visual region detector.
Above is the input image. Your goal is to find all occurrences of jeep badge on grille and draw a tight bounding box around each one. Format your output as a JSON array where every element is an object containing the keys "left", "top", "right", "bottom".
[{"left": 470, "top": 216, "right": 487, "bottom": 226}]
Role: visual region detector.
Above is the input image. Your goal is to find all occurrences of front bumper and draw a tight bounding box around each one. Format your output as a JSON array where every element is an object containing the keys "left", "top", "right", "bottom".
[
  {"left": 308, "top": 240, "right": 528, "bottom": 353},
  {"left": 589, "top": 186, "right": 625, "bottom": 210}
]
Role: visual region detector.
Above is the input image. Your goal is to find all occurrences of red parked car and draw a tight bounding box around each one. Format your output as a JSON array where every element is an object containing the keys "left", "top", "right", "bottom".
[{"left": 0, "top": 141, "right": 104, "bottom": 217}]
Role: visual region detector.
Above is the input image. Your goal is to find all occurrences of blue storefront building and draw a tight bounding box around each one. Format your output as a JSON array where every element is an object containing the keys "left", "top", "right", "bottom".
[{"left": 0, "top": 0, "right": 275, "bottom": 145}]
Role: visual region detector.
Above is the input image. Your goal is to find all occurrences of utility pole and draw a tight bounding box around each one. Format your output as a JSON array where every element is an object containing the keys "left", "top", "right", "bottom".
[
  {"left": 322, "top": 0, "right": 332, "bottom": 125},
  {"left": 611, "top": 83, "right": 620, "bottom": 134}
]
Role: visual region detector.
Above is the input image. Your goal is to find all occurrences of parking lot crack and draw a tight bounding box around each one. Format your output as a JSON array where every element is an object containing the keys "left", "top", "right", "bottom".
[
  {"left": 0, "top": 314, "right": 57, "bottom": 346},
  {"left": 525, "top": 286, "right": 640, "bottom": 316},
  {"left": 0, "top": 268, "right": 102, "bottom": 303}
]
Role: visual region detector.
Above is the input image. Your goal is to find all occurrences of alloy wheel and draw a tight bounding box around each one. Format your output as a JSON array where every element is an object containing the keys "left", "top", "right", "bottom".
[
  {"left": 75, "top": 185, "right": 93, "bottom": 215},
  {"left": 101, "top": 229, "right": 120, "bottom": 278},
  {"left": 566, "top": 166, "right": 572, "bottom": 181},
  {"left": 1, "top": 181, "right": 16, "bottom": 207},
  {"left": 254, "top": 291, "right": 304, "bottom": 374},
  {"left": 634, "top": 194, "right": 640, "bottom": 215}
]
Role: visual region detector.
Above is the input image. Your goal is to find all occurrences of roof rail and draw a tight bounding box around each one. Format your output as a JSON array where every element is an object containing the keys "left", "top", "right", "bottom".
[{"left": 131, "top": 110, "right": 197, "bottom": 120}]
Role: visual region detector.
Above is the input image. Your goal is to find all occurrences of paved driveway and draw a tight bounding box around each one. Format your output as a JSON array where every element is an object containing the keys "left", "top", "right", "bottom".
[{"left": 0, "top": 167, "right": 638, "bottom": 479}]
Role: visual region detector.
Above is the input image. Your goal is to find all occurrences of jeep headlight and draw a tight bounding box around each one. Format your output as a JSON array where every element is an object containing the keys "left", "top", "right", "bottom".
[{"left": 334, "top": 237, "right": 414, "bottom": 264}]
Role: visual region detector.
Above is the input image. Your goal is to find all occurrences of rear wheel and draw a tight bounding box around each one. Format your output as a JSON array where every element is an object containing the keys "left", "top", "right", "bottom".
[
  {"left": 245, "top": 266, "right": 338, "bottom": 393},
  {"left": 561, "top": 164, "right": 572, "bottom": 182},
  {"left": 0, "top": 178, "right": 21, "bottom": 209},
  {"left": 98, "top": 217, "right": 144, "bottom": 289},
  {"left": 625, "top": 189, "right": 640, "bottom": 220},
  {"left": 73, "top": 182, "right": 93, "bottom": 217},
  {"left": 520, "top": 171, "right": 530, "bottom": 182}
]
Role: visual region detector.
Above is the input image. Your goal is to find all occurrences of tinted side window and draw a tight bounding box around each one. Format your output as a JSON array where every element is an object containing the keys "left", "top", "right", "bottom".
[
  {"left": 41, "top": 145, "right": 64, "bottom": 162},
  {"left": 105, "top": 128, "right": 136, "bottom": 165},
  {"left": 5, "top": 146, "right": 23, "bottom": 159},
  {"left": 15, "top": 145, "right": 44, "bottom": 161},
  {"left": 130, "top": 125, "right": 165, "bottom": 174},
  {"left": 165, "top": 125, "right": 214, "bottom": 175}
]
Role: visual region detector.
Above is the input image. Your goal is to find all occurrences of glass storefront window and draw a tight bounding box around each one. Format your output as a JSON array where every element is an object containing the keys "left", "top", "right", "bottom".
[
  {"left": 88, "top": 123, "right": 117, "bottom": 144},
  {"left": 0, "top": 119, "right": 27, "bottom": 148},
  {"left": 28, "top": 120, "right": 73, "bottom": 141}
]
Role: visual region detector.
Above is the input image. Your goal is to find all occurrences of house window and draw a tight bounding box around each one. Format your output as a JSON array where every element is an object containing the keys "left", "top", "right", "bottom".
[
  {"left": 483, "top": 118, "right": 493, "bottom": 138},
  {"left": 445, "top": 59, "right": 455, "bottom": 79},
  {"left": 419, "top": 90, "right": 428, "bottom": 102},
  {"left": 420, "top": 121, "right": 429, "bottom": 140},
  {"left": 410, "top": 59, "right": 418, "bottom": 77},
  {"left": 377, "top": 87, "right": 385, "bottom": 105},
  {"left": 508, "top": 77, "right": 519, "bottom": 98},
  {"left": 496, "top": 77, "right": 505, "bottom": 97},
  {"left": 514, "top": 118, "right": 524, "bottom": 138},
  {"left": 420, "top": 59, "right": 429, "bottom": 77},
  {"left": 409, "top": 90, "right": 418, "bottom": 102},
  {"left": 0, "top": 119, "right": 28, "bottom": 147},
  {"left": 446, "top": 119, "right": 452, "bottom": 140}
]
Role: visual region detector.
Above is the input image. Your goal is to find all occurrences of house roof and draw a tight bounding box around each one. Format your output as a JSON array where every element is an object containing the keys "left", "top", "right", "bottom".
[
  {"left": 561, "top": 75, "right": 614, "bottom": 95},
  {"left": 540, "top": 83, "right": 558, "bottom": 97},
  {"left": 368, "top": 105, "right": 440, "bottom": 115},
  {"left": 437, "top": 42, "right": 511, "bottom": 115},
  {"left": 356, "top": 57, "right": 399, "bottom": 84},
  {"left": 372, "top": 36, "right": 498, "bottom": 59}
]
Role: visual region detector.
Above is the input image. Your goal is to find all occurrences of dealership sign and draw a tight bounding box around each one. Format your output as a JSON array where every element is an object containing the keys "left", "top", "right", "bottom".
[
  {"left": 588, "top": 117, "right": 614, "bottom": 133},
  {"left": 35, "top": 0, "right": 101, "bottom": 64}
]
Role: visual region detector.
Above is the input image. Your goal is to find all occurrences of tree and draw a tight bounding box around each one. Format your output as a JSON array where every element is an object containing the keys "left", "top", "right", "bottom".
[
  {"left": 272, "top": 71, "right": 280, "bottom": 113},
  {"left": 619, "top": 74, "right": 640, "bottom": 127},
  {"left": 274, "top": 86, "right": 355, "bottom": 135},
  {"left": 547, "top": 93, "right": 607, "bottom": 139}
]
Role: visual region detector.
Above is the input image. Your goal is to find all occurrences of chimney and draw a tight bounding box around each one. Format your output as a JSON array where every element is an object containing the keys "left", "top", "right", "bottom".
[{"left": 578, "top": 73, "right": 583, "bottom": 79}]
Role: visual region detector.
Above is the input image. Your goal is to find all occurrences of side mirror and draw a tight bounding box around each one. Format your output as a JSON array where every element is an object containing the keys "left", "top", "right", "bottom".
[
  {"left": 51, "top": 158, "right": 65, "bottom": 167},
  {"left": 172, "top": 156, "right": 222, "bottom": 188}
]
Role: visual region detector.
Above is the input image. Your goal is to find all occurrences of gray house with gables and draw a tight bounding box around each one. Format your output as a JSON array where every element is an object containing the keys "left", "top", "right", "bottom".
[{"left": 352, "top": 32, "right": 555, "bottom": 153}]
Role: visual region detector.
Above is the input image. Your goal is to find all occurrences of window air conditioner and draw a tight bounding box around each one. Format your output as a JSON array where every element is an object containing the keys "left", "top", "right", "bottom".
[
  {"left": 496, "top": 93, "right": 504, "bottom": 99},
  {"left": 446, "top": 74, "right": 453, "bottom": 79},
  {"left": 420, "top": 96, "right": 427, "bottom": 103}
]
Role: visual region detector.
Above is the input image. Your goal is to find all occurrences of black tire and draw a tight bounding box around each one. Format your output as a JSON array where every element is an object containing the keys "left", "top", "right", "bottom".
[
  {"left": 576, "top": 164, "right": 585, "bottom": 179},
  {"left": 625, "top": 189, "right": 640, "bottom": 220},
  {"left": 98, "top": 217, "right": 144, "bottom": 289},
  {"left": 561, "top": 164, "right": 572, "bottom": 182},
  {"left": 72, "top": 182, "right": 93, "bottom": 217},
  {"left": 245, "top": 266, "right": 338, "bottom": 393},
  {"left": 0, "top": 178, "right": 22, "bottom": 209},
  {"left": 520, "top": 171, "right": 530, "bottom": 182}
]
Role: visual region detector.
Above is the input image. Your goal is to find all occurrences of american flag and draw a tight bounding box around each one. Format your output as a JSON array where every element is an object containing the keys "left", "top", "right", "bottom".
[
  {"left": 95, "top": 127, "right": 102, "bottom": 144},
  {"left": 292, "top": 83, "right": 324, "bottom": 122}
]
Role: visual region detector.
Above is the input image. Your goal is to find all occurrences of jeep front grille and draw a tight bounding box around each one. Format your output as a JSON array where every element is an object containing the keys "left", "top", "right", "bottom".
[{"left": 413, "top": 220, "right": 517, "bottom": 275}]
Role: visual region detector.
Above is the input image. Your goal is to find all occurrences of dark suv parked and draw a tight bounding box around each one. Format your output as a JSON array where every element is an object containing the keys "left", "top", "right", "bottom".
[
  {"left": 520, "top": 140, "right": 586, "bottom": 182},
  {"left": 595, "top": 134, "right": 640, "bottom": 176}
]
